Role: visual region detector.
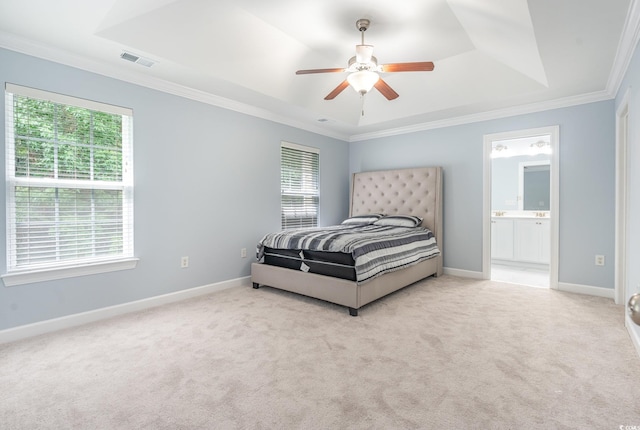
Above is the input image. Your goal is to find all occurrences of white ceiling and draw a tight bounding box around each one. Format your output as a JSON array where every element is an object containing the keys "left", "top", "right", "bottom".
[{"left": 0, "top": 0, "right": 637, "bottom": 141}]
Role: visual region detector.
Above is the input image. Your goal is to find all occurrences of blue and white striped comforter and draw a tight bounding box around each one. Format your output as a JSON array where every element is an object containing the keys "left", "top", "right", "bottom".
[{"left": 257, "top": 224, "right": 440, "bottom": 283}]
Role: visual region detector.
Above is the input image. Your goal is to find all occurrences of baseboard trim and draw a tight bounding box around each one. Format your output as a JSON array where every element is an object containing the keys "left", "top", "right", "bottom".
[
  {"left": 625, "top": 313, "right": 640, "bottom": 359},
  {"left": 445, "top": 267, "right": 616, "bottom": 300},
  {"left": 0, "top": 276, "right": 251, "bottom": 345},
  {"left": 443, "top": 267, "right": 484, "bottom": 279},
  {"left": 557, "top": 282, "right": 615, "bottom": 299},
  {"left": 0, "top": 275, "right": 617, "bottom": 344}
]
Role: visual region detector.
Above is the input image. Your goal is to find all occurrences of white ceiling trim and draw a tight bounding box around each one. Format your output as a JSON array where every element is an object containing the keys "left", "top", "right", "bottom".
[
  {"left": 349, "top": 90, "right": 613, "bottom": 142},
  {"left": 1, "top": 0, "right": 639, "bottom": 145},
  {"left": 0, "top": 31, "right": 351, "bottom": 142},
  {"left": 607, "top": 0, "right": 640, "bottom": 95}
]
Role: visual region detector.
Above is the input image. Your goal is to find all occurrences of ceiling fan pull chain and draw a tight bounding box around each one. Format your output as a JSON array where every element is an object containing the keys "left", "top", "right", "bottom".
[{"left": 361, "top": 94, "right": 366, "bottom": 116}]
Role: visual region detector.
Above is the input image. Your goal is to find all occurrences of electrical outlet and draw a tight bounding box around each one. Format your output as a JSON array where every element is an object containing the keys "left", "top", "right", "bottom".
[
  {"left": 595, "top": 255, "right": 605, "bottom": 266},
  {"left": 181, "top": 256, "right": 189, "bottom": 268},
  {"left": 241, "top": 248, "right": 247, "bottom": 258}
]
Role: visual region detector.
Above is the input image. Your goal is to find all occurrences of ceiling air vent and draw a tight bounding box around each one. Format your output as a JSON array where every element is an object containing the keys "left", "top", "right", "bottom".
[{"left": 120, "top": 51, "right": 155, "bottom": 68}]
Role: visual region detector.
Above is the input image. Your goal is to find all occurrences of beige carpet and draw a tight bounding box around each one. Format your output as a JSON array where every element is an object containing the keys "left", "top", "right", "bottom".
[{"left": 1, "top": 275, "right": 639, "bottom": 429}]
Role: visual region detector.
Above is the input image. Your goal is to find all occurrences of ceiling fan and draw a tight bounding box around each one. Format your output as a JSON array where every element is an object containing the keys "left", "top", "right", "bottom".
[{"left": 296, "top": 18, "right": 435, "bottom": 101}]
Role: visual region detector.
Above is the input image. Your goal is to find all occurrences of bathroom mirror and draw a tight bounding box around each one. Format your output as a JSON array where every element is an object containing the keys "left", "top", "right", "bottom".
[
  {"left": 520, "top": 161, "right": 550, "bottom": 210},
  {"left": 491, "top": 154, "right": 551, "bottom": 212}
]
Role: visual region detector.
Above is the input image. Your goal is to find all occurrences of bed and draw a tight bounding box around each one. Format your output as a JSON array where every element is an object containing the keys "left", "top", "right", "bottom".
[{"left": 251, "top": 166, "right": 443, "bottom": 316}]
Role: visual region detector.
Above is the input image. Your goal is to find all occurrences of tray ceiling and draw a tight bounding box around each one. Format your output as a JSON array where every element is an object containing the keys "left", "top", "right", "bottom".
[{"left": 0, "top": 0, "right": 635, "bottom": 140}]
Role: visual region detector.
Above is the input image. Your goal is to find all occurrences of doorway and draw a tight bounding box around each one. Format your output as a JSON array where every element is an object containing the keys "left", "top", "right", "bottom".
[{"left": 482, "top": 126, "right": 559, "bottom": 289}]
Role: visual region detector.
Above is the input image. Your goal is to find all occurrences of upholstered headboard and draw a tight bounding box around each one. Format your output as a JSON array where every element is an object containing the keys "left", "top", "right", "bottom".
[{"left": 349, "top": 167, "right": 443, "bottom": 252}]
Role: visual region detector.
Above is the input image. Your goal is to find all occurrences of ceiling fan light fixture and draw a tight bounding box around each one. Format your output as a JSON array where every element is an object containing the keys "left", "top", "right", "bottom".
[
  {"left": 355, "top": 45, "right": 374, "bottom": 63},
  {"left": 347, "top": 70, "right": 380, "bottom": 95},
  {"left": 295, "top": 18, "right": 433, "bottom": 102}
]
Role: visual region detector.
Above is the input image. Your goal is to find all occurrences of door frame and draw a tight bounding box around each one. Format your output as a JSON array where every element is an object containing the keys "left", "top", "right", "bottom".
[
  {"left": 615, "top": 90, "right": 630, "bottom": 305},
  {"left": 482, "top": 125, "right": 560, "bottom": 289}
]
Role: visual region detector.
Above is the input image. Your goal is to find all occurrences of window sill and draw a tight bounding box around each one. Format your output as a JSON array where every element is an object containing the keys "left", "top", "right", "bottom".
[{"left": 2, "top": 258, "right": 139, "bottom": 287}]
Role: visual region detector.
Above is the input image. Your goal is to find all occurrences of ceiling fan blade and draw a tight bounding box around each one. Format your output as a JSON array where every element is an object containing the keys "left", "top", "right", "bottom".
[
  {"left": 324, "top": 80, "right": 350, "bottom": 100},
  {"left": 374, "top": 78, "right": 399, "bottom": 100},
  {"left": 296, "top": 68, "right": 346, "bottom": 75},
  {"left": 380, "top": 62, "right": 435, "bottom": 72}
]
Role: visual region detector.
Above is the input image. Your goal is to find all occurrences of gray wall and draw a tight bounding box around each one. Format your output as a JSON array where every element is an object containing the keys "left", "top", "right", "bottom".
[
  {"left": 0, "top": 43, "right": 624, "bottom": 331},
  {"left": 350, "top": 100, "right": 615, "bottom": 289},
  {"left": 0, "top": 48, "right": 350, "bottom": 330}
]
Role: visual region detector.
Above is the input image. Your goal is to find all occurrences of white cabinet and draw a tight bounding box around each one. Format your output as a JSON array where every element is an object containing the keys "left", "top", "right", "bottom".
[
  {"left": 491, "top": 219, "right": 514, "bottom": 260},
  {"left": 514, "top": 219, "right": 550, "bottom": 264},
  {"left": 491, "top": 217, "right": 550, "bottom": 265},
  {"left": 540, "top": 220, "right": 551, "bottom": 263}
]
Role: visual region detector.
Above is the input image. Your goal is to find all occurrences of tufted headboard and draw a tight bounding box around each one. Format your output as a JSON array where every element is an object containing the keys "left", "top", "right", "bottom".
[{"left": 349, "top": 167, "right": 443, "bottom": 252}]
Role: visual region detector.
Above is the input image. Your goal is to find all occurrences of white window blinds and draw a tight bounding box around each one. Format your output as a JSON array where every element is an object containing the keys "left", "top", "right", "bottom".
[
  {"left": 4, "top": 83, "right": 134, "bottom": 273},
  {"left": 281, "top": 142, "right": 319, "bottom": 230}
]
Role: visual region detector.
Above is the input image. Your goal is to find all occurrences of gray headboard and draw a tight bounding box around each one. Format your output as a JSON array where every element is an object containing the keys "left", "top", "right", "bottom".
[{"left": 349, "top": 167, "right": 443, "bottom": 252}]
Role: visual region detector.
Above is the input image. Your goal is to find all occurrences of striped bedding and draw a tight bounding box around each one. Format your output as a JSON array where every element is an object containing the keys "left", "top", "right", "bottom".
[{"left": 257, "top": 224, "right": 440, "bottom": 284}]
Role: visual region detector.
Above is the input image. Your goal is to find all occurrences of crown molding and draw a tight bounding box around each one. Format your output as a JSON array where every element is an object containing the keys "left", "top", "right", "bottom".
[
  {"left": 2, "top": 0, "right": 638, "bottom": 147},
  {"left": 607, "top": 0, "right": 640, "bottom": 95},
  {"left": 352, "top": 0, "right": 639, "bottom": 143},
  {"left": 0, "top": 32, "right": 350, "bottom": 142},
  {"left": 348, "top": 90, "right": 614, "bottom": 142}
]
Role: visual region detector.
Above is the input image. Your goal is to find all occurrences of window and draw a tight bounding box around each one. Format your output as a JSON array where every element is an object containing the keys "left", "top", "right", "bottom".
[
  {"left": 280, "top": 142, "right": 319, "bottom": 230},
  {"left": 3, "top": 83, "right": 135, "bottom": 285}
]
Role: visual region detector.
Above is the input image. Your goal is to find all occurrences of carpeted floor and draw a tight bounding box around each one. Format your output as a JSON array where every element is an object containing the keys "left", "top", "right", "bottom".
[{"left": 1, "top": 275, "right": 639, "bottom": 429}]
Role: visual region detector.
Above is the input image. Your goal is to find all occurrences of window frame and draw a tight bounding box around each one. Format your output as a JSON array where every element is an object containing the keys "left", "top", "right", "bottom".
[
  {"left": 280, "top": 141, "right": 320, "bottom": 230},
  {"left": 2, "top": 83, "right": 137, "bottom": 286}
]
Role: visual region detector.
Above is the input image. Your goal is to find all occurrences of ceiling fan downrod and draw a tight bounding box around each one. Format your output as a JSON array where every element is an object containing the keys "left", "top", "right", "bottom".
[{"left": 356, "top": 18, "right": 370, "bottom": 44}]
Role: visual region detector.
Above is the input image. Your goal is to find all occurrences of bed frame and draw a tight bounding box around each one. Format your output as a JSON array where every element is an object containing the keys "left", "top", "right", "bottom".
[{"left": 251, "top": 166, "right": 443, "bottom": 316}]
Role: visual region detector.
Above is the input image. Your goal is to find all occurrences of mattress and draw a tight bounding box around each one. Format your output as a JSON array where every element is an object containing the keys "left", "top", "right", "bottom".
[
  {"left": 258, "top": 223, "right": 440, "bottom": 283},
  {"left": 263, "top": 247, "right": 356, "bottom": 281}
]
